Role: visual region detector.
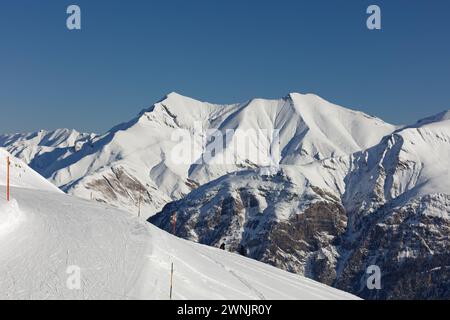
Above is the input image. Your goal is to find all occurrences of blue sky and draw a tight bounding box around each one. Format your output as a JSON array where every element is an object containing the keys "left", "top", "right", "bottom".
[{"left": 0, "top": 0, "right": 449, "bottom": 133}]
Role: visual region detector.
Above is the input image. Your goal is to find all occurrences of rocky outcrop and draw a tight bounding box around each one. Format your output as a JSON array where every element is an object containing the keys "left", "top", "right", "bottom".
[
  {"left": 150, "top": 171, "right": 350, "bottom": 289},
  {"left": 336, "top": 194, "right": 450, "bottom": 299},
  {"left": 150, "top": 152, "right": 450, "bottom": 300}
]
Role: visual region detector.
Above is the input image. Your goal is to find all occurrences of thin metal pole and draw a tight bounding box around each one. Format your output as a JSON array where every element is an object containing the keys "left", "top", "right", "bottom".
[
  {"left": 169, "top": 262, "right": 174, "bottom": 300},
  {"left": 6, "top": 157, "right": 10, "bottom": 202}
]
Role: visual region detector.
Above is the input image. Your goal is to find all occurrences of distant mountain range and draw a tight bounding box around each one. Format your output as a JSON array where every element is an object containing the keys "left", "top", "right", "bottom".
[{"left": 1, "top": 92, "right": 449, "bottom": 299}]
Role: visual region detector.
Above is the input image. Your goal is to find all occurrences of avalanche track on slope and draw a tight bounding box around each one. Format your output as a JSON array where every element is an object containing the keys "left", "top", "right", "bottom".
[{"left": 0, "top": 187, "right": 358, "bottom": 300}]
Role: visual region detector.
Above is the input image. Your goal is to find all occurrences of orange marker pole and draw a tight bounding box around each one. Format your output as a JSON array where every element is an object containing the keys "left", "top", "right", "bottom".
[
  {"left": 171, "top": 212, "right": 177, "bottom": 235},
  {"left": 6, "top": 157, "right": 10, "bottom": 201}
]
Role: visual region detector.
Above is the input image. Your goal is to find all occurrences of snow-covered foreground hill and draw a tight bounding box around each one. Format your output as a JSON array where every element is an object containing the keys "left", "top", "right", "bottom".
[{"left": 0, "top": 153, "right": 358, "bottom": 300}]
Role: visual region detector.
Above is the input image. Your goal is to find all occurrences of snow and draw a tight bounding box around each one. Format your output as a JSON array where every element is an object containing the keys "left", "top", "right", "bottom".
[
  {"left": 0, "top": 92, "right": 396, "bottom": 218},
  {"left": 341, "top": 110, "right": 450, "bottom": 215},
  {"left": 0, "top": 148, "right": 358, "bottom": 300},
  {"left": 0, "top": 129, "right": 95, "bottom": 165},
  {"left": 147, "top": 107, "right": 450, "bottom": 280},
  {"left": 0, "top": 149, "right": 61, "bottom": 194},
  {"left": 0, "top": 199, "right": 23, "bottom": 237},
  {"left": 0, "top": 186, "right": 359, "bottom": 300},
  {"left": 0, "top": 94, "right": 448, "bottom": 300}
]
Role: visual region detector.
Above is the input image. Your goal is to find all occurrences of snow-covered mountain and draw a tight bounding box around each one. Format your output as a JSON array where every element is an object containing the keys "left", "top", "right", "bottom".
[
  {"left": 0, "top": 92, "right": 396, "bottom": 218},
  {"left": 1, "top": 92, "right": 449, "bottom": 299},
  {"left": 151, "top": 109, "right": 450, "bottom": 299},
  {"left": 0, "top": 148, "right": 61, "bottom": 194},
  {"left": 0, "top": 150, "right": 357, "bottom": 299},
  {"left": 0, "top": 129, "right": 97, "bottom": 185}
]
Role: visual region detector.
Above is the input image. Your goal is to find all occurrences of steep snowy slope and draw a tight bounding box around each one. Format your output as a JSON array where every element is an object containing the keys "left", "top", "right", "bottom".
[
  {"left": 333, "top": 110, "right": 450, "bottom": 299},
  {"left": 0, "top": 148, "right": 61, "bottom": 194},
  {"left": 0, "top": 189, "right": 358, "bottom": 299},
  {"left": 0, "top": 128, "right": 93, "bottom": 150},
  {"left": 2, "top": 93, "right": 448, "bottom": 299},
  {"left": 342, "top": 109, "right": 450, "bottom": 217},
  {"left": 151, "top": 110, "right": 450, "bottom": 299},
  {"left": 0, "top": 93, "right": 395, "bottom": 218}
]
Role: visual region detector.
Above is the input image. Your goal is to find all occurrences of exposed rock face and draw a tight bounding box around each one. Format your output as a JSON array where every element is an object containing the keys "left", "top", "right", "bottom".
[
  {"left": 151, "top": 114, "right": 450, "bottom": 300},
  {"left": 151, "top": 173, "right": 450, "bottom": 300},
  {"left": 337, "top": 194, "right": 450, "bottom": 299},
  {"left": 264, "top": 200, "right": 347, "bottom": 285},
  {"left": 150, "top": 171, "right": 350, "bottom": 289},
  {"left": 84, "top": 166, "right": 152, "bottom": 208},
  {"left": 2, "top": 94, "right": 449, "bottom": 299}
]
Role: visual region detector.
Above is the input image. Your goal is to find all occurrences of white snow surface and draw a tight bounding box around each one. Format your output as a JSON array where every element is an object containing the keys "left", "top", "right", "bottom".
[
  {"left": 0, "top": 148, "right": 61, "bottom": 194},
  {"left": 0, "top": 151, "right": 358, "bottom": 299},
  {"left": 0, "top": 92, "right": 396, "bottom": 218},
  {"left": 0, "top": 199, "right": 23, "bottom": 237},
  {"left": 0, "top": 187, "right": 358, "bottom": 300},
  {"left": 157, "top": 107, "right": 450, "bottom": 224},
  {"left": 0, "top": 129, "right": 95, "bottom": 165}
]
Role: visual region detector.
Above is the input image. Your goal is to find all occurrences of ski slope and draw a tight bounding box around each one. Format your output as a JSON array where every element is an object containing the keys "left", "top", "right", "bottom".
[
  {"left": 0, "top": 188, "right": 359, "bottom": 300},
  {"left": 0, "top": 151, "right": 358, "bottom": 300}
]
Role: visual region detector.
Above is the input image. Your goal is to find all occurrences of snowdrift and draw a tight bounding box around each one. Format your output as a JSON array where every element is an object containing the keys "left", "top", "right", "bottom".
[{"left": 0, "top": 199, "right": 23, "bottom": 237}]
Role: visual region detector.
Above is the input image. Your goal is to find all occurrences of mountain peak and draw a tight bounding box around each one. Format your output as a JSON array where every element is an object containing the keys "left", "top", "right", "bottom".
[
  {"left": 161, "top": 91, "right": 205, "bottom": 105},
  {"left": 165, "top": 91, "right": 189, "bottom": 99}
]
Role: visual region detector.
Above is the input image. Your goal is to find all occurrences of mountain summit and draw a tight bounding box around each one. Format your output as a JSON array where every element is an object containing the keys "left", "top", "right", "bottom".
[
  {"left": 1, "top": 93, "right": 449, "bottom": 299},
  {"left": 0, "top": 93, "right": 396, "bottom": 217}
]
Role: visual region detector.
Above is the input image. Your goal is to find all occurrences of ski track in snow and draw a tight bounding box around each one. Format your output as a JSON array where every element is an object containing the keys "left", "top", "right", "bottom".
[{"left": 0, "top": 186, "right": 359, "bottom": 300}]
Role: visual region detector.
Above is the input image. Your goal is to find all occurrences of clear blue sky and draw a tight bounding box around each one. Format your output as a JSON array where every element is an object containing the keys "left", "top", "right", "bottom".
[{"left": 1, "top": 0, "right": 449, "bottom": 134}]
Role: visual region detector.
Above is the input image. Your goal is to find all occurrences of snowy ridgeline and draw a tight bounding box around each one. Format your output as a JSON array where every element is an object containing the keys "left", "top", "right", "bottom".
[
  {"left": 0, "top": 92, "right": 397, "bottom": 218},
  {"left": 150, "top": 106, "right": 450, "bottom": 299},
  {"left": 0, "top": 148, "right": 61, "bottom": 194},
  {"left": 0, "top": 151, "right": 358, "bottom": 300},
  {"left": 1, "top": 92, "right": 449, "bottom": 299}
]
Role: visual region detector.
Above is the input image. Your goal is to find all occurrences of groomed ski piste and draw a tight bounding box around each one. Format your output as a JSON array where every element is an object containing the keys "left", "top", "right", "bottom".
[{"left": 0, "top": 149, "right": 359, "bottom": 300}]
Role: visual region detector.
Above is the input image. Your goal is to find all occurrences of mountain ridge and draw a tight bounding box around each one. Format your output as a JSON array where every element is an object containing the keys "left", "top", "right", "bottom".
[
  {"left": 150, "top": 103, "right": 450, "bottom": 299},
  {"left": 0, "top": 92, "right": 397, "bottom": 217},
  {"left": 1, "top": 92, "right": 449, "bottom": 299}
]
